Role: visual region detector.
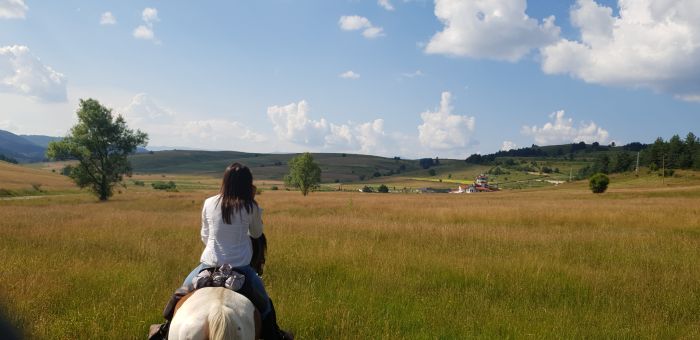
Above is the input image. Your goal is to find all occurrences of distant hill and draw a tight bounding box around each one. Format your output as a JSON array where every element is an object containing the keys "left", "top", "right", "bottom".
[
  {"left": 0, "top": 129, "right": 47, "bottom": 163},
  {"left": 0, "top": 129, "right": 149, "bottom": 162},
  {"left": 129, "top": 150, "right": 427, "bottom": 182},
  {"left": 19, "top": 134, "right": 63, "bottom": 148}
]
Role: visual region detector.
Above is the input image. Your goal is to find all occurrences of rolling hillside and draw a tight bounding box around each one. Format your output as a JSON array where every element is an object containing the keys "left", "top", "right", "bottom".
[
  {"left": 0, "top": 129, "right": 47, "bottom": 163},
  {"left": 129, "top": 150, "right": 427, "bottom": 182},
  {"left": 0, "top": 160, "right": 78, "bottom": 196}
]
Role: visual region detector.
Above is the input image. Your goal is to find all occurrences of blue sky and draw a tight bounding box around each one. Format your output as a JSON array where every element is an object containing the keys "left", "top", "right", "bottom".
[{"left": 0, "top": 0, "right": 698, "bottom": 158}]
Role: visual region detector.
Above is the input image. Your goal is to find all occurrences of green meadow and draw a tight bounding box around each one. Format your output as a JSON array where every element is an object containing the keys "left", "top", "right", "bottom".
[{"left": 1, "top": 162, "right": 699, "bottom": 338}]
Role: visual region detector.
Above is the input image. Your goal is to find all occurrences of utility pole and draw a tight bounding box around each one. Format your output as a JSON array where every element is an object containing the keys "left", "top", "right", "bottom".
[
  {"left": 635, "top": 151, "right": 640, "bottom": 176},
  {"left": 662, "top": 154, "right": 665, "bottom": 184}
]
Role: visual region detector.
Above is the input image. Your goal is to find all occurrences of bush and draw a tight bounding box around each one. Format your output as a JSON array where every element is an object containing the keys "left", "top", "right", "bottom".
[
  {"left": 361, "top": 186, "right": 374, "bottom": 193},
  {"left": 270, "top": 186, "right": 278, "bottom": 190},
  {"left": 152, "top": 181, "right": 177, "bottom": 191},
  {"left": 589, "top": 173, "right": 609, "bottom": 193},
  {"left": 428, "top": 169, "right": 436, "bottom": 176},
  {"left": 377, "top": 184, "right": 389, "bottom": 193},
  {"left": 132, "top": 180, "right": 145, "bottom": 186}
]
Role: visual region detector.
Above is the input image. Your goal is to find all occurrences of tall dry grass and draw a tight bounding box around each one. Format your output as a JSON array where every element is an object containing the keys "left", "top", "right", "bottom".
[{"left": 0, "top": 184, "right": 699, "bottom": 338}]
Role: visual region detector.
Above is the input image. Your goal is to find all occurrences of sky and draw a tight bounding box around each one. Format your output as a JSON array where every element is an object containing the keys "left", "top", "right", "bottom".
[{"left": 0, "top": 0, "right": 698, "bottom": 159}]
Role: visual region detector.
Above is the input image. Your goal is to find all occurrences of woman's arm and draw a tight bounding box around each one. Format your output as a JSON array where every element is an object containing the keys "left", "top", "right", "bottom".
[
  {"left": 200, "top": 203, "right": 209, "bottom": 245},
  {"left": 249, "top": 205, "right": 263, "bottom": 239}
]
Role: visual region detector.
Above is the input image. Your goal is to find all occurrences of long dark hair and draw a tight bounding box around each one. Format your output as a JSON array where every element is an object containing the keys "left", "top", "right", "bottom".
[{"left": 218, "top": 162, "right": 256, "bottom": 224}]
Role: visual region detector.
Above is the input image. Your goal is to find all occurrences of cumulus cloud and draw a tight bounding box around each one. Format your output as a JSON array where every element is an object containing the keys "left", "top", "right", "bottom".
[
  {"left": 142, "top": 7, "right": 159, "bottom": 23},
  {"left": 418, "top": 92, "right": 475, "bottom": 150},
  {"left": 425, "top": 0, "right": 560, "bottom": 61},
  {"left": 338, "top": 15, "right": 385, "bottom": 39},
  {"left": 120, "top": 93, "right": 174, "bottom": 124},
  {"left": 119, "top": 93, "right": 267, "bottom": 149},
  {"left": 100, "top": 11, "right": 116, "bottom": 25},
  {"left": 541, "top": 0, "right": 700, "bottom": 100},
  {"left": 501, "top": 140, "right": 517, "bottom": 151},
  {"left": 521, "top": 110, "right": 609, "bottom": 145},
  {"left": 133, "top": 25, "right": 154, "bottom": 40},
  {"left": 378, "top": 0, "right": 395, "bottom": 11},
  {"left": 266, "top": 99, "right": 396, "bottom": 155},
  {"left": 0, "top": 0, "right": 27, "bottom": 19},
  {"left": 134, "top": 8, "right": 159, "bottom": 42},
  {"left": 339, "top": 70, "right": 360, "bottom": 79},
  {"left": 0, "top": 45, "right": 67, "bottom": 102},
  {"left": 267, "top": 100, "right": 329, "bottom": 145},
  {"left": 181, "top": 119, "right": 267, "bottom": 144}
]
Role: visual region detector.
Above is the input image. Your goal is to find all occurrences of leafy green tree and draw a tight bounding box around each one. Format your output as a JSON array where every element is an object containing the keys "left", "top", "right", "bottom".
[
  {"left": 667, "top": 134, "right": 684, "bottom": 168},
  {"left": 612, "top": 152, "right": 633, "bottom": 173},
  {"left": 47, "top": 99, "right": 148, "bottom": 201},
  {"left": 589, "top": 173, "right": 610, "bottom": 194},
  {"left": 284, "top": 152, "right": 321, "bottom": 196},
  {"left": 377, "top": 184, "right": 389, "bottom": 193},
  {"left": 681, "top": 132, "right": 697, "bottom": 168}
]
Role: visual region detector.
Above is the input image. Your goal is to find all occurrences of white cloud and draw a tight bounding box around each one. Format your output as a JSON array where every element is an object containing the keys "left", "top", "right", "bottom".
[
  {"left": 418, "top": 92, "right": 475, "bottom": 150},
  {"left": 401, "top": 70, "right": 424, "bottom": 78},
  {"left": 541, "top": 0, "right": 700, "bottom": 100},
  {"left": 134, "top": 8, "right": 160, "bottom": 42},
  {"left": 338, "top": 15, "right": 385, "bottom": 39},
  {"left": 118, "top": 93, "right": 267, "bottom": 150},
  {"left": 425, "top": 0, "right": 560, "bottom": 61},
  {"left": 142, "top": 8, "right": 159, "bottom": 24},
  {"left": 120, "top": 93, "right": 174, "bottom": 124},
  {"left": 354, "top": 119, "right": 387, "bottom": 154},
  {"left": 521, "top": 110, "right": 609, "bottom": 145},
  {"left": 266, "top": 99, "right": 398, "bottom": 155},
  {"left": 378, "top": 0, "right": 395, "bottom": 11},
  {"left": 0, "top": 0, "right": 27, "bottom": 19},
  {"left": 339, "top": 70, "right": 360, "bottom": 79},
  {"left": 100, "top": 11, "right": 116, "bottom": 25},
  {"left": 0, "top": 45, "right": 67, "bottom": 102},
  {"left": 501, "top": 140, "right": 517, "bottom": 151},
  {"left": 267, "top": 100, "right": 329, "bottom": 145},
  {"left": 181, "top": 120, "right": 267, "bottom": 144},
  {"left": 133, "top": 25, "right": 154, "bottom": 40}
]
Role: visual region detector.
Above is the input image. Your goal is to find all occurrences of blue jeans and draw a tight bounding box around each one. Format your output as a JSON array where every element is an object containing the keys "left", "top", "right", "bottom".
[{"left": 182, "top": 263, "right": 272, "bottom": 318}]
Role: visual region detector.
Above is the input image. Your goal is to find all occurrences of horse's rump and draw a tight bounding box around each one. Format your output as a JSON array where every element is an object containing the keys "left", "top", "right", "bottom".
[{"left": 169, "top": 287, "right": 260, "bottom": 340}]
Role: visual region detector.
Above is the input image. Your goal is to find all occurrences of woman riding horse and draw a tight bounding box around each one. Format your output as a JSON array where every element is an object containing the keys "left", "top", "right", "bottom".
[{"left": 151, "top": 163, "right": 292, "bottom": 339}]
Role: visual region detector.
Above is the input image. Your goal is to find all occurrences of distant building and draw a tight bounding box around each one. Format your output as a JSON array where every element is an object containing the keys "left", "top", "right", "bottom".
[{"left": 450, "top": 174, "right": 496, "bottom": 194}]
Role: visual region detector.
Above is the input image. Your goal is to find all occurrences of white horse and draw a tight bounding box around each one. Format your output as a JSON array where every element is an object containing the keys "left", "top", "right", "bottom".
[{"left": 168, "top": 287, "right": 261, "bottom": 340}]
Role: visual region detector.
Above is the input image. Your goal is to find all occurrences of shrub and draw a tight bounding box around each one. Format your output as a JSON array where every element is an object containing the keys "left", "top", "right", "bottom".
[
  {"left": 152, "top": 181, "right": 177, "bottom": 191},
  {"left": 31, "top": 183, "right": 43, "bottom": 192},
  {"left": 589, "top": 173, "right": 609, "bottom": 193},
  {"left": 377, "top": 184, "right": 389, "bottom": 193},
  {"left": 361, "top": 186, "right": 374, "bottom": 193},
  {"left": 132, "top": 180, "right": 145, "bottom": 186},
  {"left": 428, "top": 169, "right": 436, "bottom": 176},
  {"left": 270, "top": 186, "right": 278, "bottom": 190}
]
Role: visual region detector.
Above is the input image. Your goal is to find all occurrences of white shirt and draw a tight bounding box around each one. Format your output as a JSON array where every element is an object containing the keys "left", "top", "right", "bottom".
[{"left": 199, "top": 194, "right": 264, "bottom": 267}]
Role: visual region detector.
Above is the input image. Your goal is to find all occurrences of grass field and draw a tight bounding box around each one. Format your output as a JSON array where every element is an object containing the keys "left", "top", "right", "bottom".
[{"left": 1, "top": 164, "right": 700, "bottom": 339}]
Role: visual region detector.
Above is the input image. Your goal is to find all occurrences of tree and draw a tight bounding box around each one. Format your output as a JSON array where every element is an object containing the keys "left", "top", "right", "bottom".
[
  {"left": 377, "top": 184, "right": 389, "bottom": 193},
  {"left": 47, "top": 99, "right": 148, "bottom": 201},
  {"left": 589, "top": 173, "right": 610, "bottom": 194},
  {"left": 284, "top": 152, "right": 321, "bottom": 196}
]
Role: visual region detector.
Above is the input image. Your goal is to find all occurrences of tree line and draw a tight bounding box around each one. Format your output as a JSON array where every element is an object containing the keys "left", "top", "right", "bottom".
[{"left": 465, "top": 132, "right": 699, "bottom": 179}]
